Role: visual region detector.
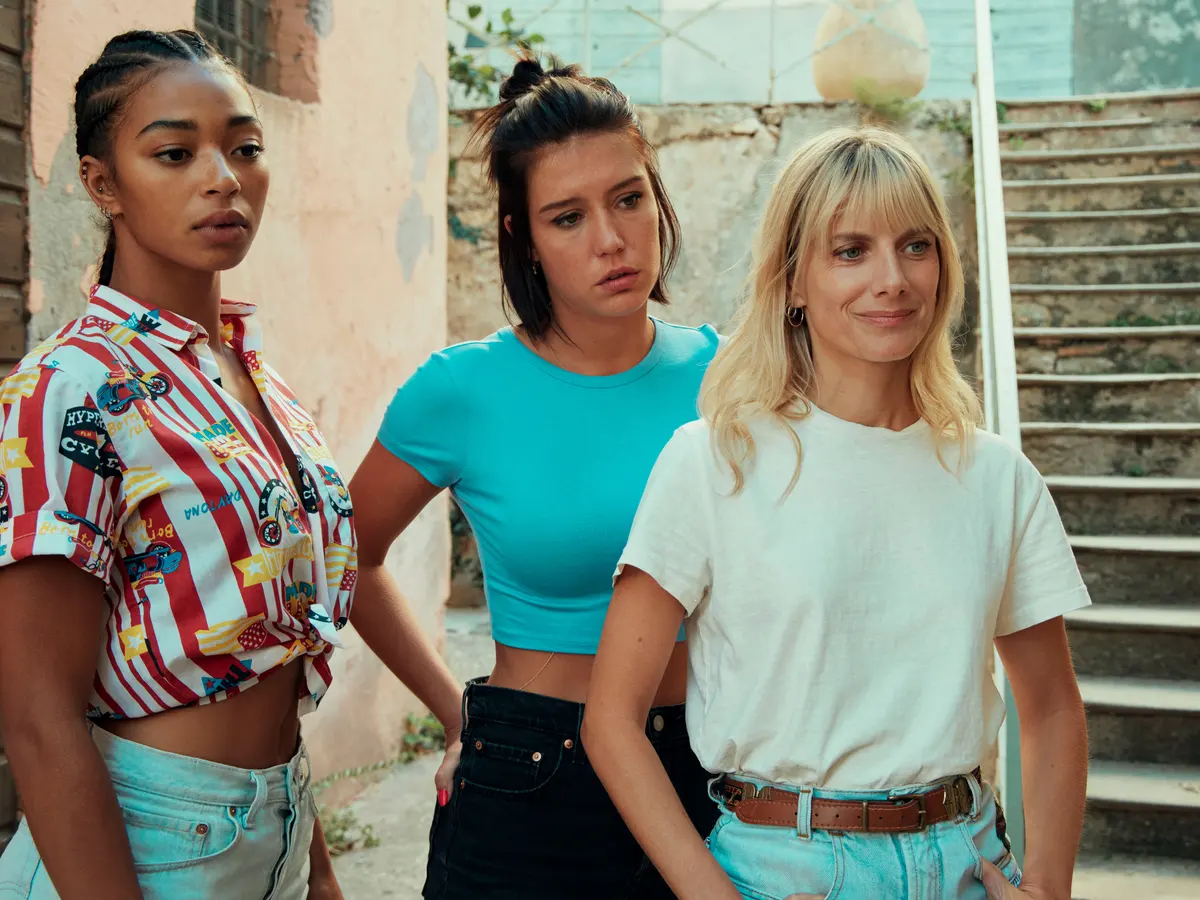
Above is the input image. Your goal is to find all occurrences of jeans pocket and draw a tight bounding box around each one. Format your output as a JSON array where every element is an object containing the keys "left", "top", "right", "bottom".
[
  {"left": 122, "top": 804, "right": 241, "bottom": 873},
  {"left": 957, "top": 787, "right": 1022, "bottom": 887},
  {"left": 458, "top": 729, "right": 565, "bottom": 796},
  {"left": 709, "top": 814, "right": 841, "bottom": 900}
]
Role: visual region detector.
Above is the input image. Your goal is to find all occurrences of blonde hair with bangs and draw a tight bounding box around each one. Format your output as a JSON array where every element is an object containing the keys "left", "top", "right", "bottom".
[{"left": 699, "top": 126, "right": 982, "bottom": 493}]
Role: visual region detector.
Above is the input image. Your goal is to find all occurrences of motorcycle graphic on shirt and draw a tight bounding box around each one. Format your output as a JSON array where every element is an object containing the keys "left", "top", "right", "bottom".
[
  {"left": 96, "top": 361, "right": 171, "bottom": 416},
  {"left": 257, "top": 479, "right": 304, "bottom": 547},
  {"left": 123, "top": 541, "right": 184, "bottom": 588}
]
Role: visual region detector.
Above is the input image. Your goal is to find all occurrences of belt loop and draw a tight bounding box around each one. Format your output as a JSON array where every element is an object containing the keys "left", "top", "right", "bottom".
[
  {"left": 795, "top": 786, "right": 814, "bottom": 841},
  {"left": 965, "top": 771, "right": 983, "bottom": 819},
  {"left": 246, "top": 770, "right": 268, "bottom": 830}
]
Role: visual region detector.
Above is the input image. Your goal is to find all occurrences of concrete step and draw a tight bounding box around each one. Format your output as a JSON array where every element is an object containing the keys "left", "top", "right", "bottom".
[
  {"left": 1018, "top": 372, "right": 1200, "bottom": 422},
  {"left": 1006, "top": 207, "right": 1200, "bottom": 247},
  {"left": 1000, "top": 144, "right": 1200, "bottom": 181},
  {"left": 1022, "top": 421, "right": 1200, "bottom": 478},
  {"left": 1011, "top": 282, "right": 1200, "bottom": 328},
  {"left": 998, "top": 88, "right": 1200, "bottom": 124},
  {"left": 1002, "top": 172, "right": 1200, "bottom": 212},
  {"left": 1081, "top": 760, "right": 1200, "bottom": 861},
  {"left": 1006, "top": 242, "right": 1200, "bottom": 285},
  {"left": 1080, "top": 677, "right": 1200, "bottom": 766},
  {"left": 1047, "top": 475, "right": 1200, "bottom": 535},
  {"left": 1071, "top": 535, "right": 1200, "bottom": 608},
  {"left": 1014, "top": 325, "right": 1200, "bottom": 375},
  {"left": 999, "top": 117, "right": 1200, "bottom": 152},
  {"left": 1072, "top": 856, "right": 1200, "bottom": 900},
  {"left": 1067, "top": 605, "right": 1200, "bottom": 681}
]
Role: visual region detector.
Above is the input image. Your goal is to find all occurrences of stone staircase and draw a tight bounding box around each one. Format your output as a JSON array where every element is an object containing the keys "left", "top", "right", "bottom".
[{"left": 997, "top": 88, "right": 1200, "bottom": 900}]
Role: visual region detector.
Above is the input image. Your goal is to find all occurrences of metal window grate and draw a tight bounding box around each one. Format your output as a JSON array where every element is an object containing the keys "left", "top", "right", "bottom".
[{"left": 195, "top": 0, "right": 274, "bottom": 91}]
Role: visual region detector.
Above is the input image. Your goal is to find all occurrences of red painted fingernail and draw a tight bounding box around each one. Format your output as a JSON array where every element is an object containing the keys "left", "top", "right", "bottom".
[{"left": 437, "top": 789, "right": 450, "bottom": 807}]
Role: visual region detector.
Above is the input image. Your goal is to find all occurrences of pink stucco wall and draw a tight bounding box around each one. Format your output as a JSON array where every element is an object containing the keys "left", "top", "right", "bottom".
[{"left": 26, "top": 0, "right": 450, "bottom": 783}]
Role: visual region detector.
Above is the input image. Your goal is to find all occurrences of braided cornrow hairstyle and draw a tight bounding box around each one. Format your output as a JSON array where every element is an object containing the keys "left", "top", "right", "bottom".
[{"left": 74, "top": 30, "right": 237, "bottom": 285}]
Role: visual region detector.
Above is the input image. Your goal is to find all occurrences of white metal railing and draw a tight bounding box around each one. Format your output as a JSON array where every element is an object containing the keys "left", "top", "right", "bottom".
[{"left": 973, "top": 0, "right": 1026, "bottom": 864}]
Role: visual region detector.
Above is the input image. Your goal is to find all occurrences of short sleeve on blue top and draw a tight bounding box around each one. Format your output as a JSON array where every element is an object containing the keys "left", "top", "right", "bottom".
[{"left": 377, "top": 319, "right": 720, "bottom": 654}]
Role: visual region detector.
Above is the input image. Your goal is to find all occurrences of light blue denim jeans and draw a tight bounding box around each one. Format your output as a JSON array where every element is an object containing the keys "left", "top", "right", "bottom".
[
  {"left": 0, "top": 724, "right": 317, "bottom": 900},
  {"left": 706, "top": 772, "right": 1022, "bottom": 900}
]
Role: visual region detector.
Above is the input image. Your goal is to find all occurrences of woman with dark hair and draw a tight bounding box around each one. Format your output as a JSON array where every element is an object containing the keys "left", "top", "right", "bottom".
[
  {"left": 0, "top": 30, "right": 351, "bottom": 899},
  {"left": 347, "top": 55, "right": 720, "bottom": 898}
]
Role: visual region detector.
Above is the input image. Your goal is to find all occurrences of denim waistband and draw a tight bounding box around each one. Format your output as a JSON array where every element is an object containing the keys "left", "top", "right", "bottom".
[
  {"left": 462, "top": 677, "right": 688, "bottom": 744},
  {"left": 91, "top": 723, "right": 311, "bottom": 806}
]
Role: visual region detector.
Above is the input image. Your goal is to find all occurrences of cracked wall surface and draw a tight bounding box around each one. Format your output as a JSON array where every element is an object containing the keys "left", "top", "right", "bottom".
[{"left": 1074, "top": 0, "right": 1200, "bottom": 94}]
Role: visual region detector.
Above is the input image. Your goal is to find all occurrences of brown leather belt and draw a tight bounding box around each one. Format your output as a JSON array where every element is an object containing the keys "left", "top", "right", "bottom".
[{"left": 718, "top": 768, "right": 981, "bottom": 834}]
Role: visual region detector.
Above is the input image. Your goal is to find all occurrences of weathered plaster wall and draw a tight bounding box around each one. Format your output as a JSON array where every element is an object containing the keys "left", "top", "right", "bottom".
[
  {"left": 448, "top": 101, "right": 978, "bottom": 372},
  {"left": 27, "top": 0, "right": 449, "bottom": 785},
  {"left": 1074, "top": 0, "right": 1200, "bottom": 94}
]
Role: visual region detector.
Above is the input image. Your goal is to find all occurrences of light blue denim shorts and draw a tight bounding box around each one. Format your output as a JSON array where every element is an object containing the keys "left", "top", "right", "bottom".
[
  {"left": 706, "top": 771, "right": 1022, "bottom": 900},
  {"left": 0, "top": 725, "right": 317, "bottom": 900}
]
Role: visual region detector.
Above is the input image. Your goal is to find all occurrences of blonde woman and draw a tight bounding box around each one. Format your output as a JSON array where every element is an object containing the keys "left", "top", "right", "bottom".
[{"left": 582, "top": 127, "right": 1090, "bottom": 900}]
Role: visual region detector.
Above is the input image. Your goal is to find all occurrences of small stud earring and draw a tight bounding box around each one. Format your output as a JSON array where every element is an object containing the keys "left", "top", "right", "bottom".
[{"left": 532, "top": 260, "right": 540, "bottom": 276}]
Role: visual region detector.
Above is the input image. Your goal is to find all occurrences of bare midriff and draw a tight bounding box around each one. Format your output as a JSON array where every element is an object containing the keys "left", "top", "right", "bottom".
[
  {"left": 488, "top": 641, "right": 688, "bottom": 707},
  {"left": 99, "top": 661, "right": 305, "bottom": 770}
]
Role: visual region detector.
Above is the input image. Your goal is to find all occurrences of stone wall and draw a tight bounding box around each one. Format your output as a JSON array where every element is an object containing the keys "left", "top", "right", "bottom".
[{"left": 448, "top": 101, "right": 978, "bottom": 368}]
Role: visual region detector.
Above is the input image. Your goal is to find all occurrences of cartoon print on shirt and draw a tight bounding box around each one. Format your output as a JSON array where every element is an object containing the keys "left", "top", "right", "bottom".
[
  {"left": 95, "top": 359, "right": 171, "bottom": 416},
  {"left": 123, "top": 540, "right": 184, "bottom": 589},
  {"left": 196, "top": 614, "right": 271, "bottom": 656},
  {"left": 190, "top": 417, "right": 254, "bottom": 464},
  {"left": 202, "top": 658, "right": 256, "bottom": 697},
  {"left": 257, "top": 478, "right": 304, "bottom": 547},
  {"left": 106, "top": 309, "right": 163, "bottom": 345},
  {"left": 317, "top": 465, "right": 353, "bottom": 518},
  {"left": 59, "top": 406, "right": 123, "bottom": 478},
  {"left": 0, "top": 436, "right": 34, "bottom": 478},
  {"left": 298, "top": 464, "right": 321, "bottom": 514},
  {"left": 4, "top": 286, "right": 356, "bottom": 720}
]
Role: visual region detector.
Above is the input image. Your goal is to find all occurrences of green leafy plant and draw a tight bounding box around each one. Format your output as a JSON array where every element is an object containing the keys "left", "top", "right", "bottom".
[
  {"left": 320, "top": 808, "right": 381, "bottom": 857},
  {"left": 995, "top": 101, "right": 1008, "bottom": 124},
  {"left": 853, "top": 79, "right": 921, "bottom": 124},
  {"left": 1007, "top": 135, "right": 1026, "bottom": 151},
  {"left": 1125, "top": 464, "right": 1146, "bottom": 478},
  {"left": 1084, "top": 98, "right": 1108, "bottom": 113},
  {"left": 448, "top": 2, "right": 545, "bottom": 103},
  {"left": 448, "top": 211, "right": 484, "bottom": 245},
  {"left": 1108, "top": 310, "right": 1200, "bottom": 327},
  {"left": 934, "top": 111, "right": 972, "bottom": 137}
]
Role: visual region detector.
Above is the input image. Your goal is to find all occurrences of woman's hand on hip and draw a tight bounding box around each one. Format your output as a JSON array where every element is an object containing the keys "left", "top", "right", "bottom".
[
  {"left": 981, "top": 861, "right": 1057, "bottom": 900},
  {"left": 435, "top": 728, "right": 463, "bottom": 805}
]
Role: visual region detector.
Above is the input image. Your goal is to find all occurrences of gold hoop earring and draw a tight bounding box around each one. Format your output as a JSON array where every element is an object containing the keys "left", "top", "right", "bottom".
[{"left": 786, "top": 306, "right": 806, "bottom": 328}]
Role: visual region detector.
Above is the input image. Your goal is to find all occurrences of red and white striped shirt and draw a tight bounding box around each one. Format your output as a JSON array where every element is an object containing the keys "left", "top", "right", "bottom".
[{"left": 0, "top": 285, "right": 357, "bottom": 719}]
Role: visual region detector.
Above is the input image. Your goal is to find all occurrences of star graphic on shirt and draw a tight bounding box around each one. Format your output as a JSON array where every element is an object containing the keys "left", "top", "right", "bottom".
[{"left": 0, "top": 439, "right": 32, "bottom": 473}]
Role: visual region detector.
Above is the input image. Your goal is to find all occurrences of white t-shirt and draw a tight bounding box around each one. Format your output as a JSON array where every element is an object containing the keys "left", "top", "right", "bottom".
[{"left": 615, "top": 406, "right": 1091, "bottom": 790}]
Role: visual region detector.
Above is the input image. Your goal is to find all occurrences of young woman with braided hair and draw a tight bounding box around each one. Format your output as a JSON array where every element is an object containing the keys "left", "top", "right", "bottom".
[
  {"left": 346, "top": 54, "right": 720, "bottom": 897},
  {"left": 0, "top": 30, "right": 352, "bottom": 898}
]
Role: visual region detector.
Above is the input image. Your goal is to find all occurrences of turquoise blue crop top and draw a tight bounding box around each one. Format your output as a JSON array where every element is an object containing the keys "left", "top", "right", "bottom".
[{"left": 377, "top": 319, "right": 720, "bottom": 654}]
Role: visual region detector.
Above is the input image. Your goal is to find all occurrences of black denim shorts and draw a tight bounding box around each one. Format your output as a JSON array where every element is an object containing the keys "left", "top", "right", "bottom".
[{"left": 423, "top": 678, "right": 718, "bottom": 900}]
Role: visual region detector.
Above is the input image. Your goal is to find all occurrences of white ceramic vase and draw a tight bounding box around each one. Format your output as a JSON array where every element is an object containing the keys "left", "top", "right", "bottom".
[{"left": 812, "top": 0, "right": 931, "bottom": 102}]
